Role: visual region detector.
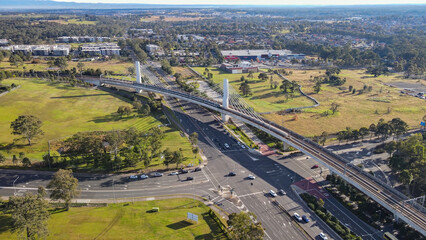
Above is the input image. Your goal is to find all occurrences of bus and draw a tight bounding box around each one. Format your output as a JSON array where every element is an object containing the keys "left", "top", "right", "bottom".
[{"left": 383, "top": 232, "right": 398, "bottom": 240}]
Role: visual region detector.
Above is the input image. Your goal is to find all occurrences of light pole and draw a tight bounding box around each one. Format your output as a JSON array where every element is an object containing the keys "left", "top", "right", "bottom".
[{"left": 13, "top": 176, "right": 19, "bottom": 195}]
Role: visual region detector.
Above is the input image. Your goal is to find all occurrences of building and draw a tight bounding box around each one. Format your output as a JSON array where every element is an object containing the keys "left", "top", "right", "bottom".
[
  {"left": 146, "top": 44, "right": 164, "bottom": 56},
  {"left": 0, "top": 39, "right": 8, "bottom": 46},
  {"left": 81, "top": 43, "right": 120, "bottom": 56},
  {"left": 0, "top": 45, "right": 71, "bottom": 56},
  {"left": 221, "top": 49, "right": 304, "bottom": 61},
  {"left": 220, "top": 61, "right": 259, "bottom": 74},
  {"left": 57, "top": 36, "right": 111, "bottom": 43}
]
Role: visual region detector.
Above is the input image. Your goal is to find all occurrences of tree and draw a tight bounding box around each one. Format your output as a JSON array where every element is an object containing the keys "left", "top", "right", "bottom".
[
  {"left": 239, "top": 81, "right": 252, "bottom": 96},
  {"left": 330, "top": 102, "right": 340, "bottom": 114},
  {"left": 189, "top": 132, "right": 198, "bottom": 146},
  {"left": 8, "top": 193, "right": 49, "bottom": 240},
  {"left": 51, "top": 57, "right": 68, "bottom": 71},
  {"left": 127, "top": 66, "right": 135, "bottom": 76},
  {"left": 10, "top": 115, "right": 44, "bottom": 145},
  {"left": 76, "top": 62, "right": 85, "bottom": 76},
  {"left": 117, "top": 106, "right": 131, "bottom": 118},
  {"left": 359, "top": 127, "right": 369, "bottom": 141},
  {"left": 240, "top": 76, "right": 246, "bottom": 82},
  {"left": 47, "top": 169, "right": 80, "bottom": 210},
  {"left": 384, "top": 141, "right": 396, "bottom": 157},
  {"left": 227, "top": 211, "right": 264, "bottom": 240},
  {"left": 0, "top": 153, "right": 5, "bottom": 164},
  {"left": 399, "top": 170, "right": 413, "bottom": 195},
  {"left": 9, "top": 54, "right": 23, "bottom": 67},
  {"left": 22, "top": 157, "right": 31, "bottom": 167},
  {"left": 313, "top": 80, "right": 321, "bottom": 93}
]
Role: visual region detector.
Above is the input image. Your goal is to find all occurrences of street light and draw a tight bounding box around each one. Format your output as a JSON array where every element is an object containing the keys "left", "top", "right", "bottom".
[{"left": 13, "top": 176, "right": 19, "bottom": 195}]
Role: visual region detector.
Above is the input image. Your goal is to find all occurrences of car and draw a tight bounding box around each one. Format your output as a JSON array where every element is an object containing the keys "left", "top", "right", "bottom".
[
  {"left": 279, "top": 189, "right": 286, "bottom": 195},
  {"left": 169, "top": 172, "right": 178, "bottom": 176},
  {"left": 302, "top": 215, "right": 310, "bottom": 223},
  {"left": 293, "top": 213, "right": 302, "bottom": 222},
  {"left": 241, "top": 145, "right": 246, "bottom": 149},
  {"left": 129, "top": 175, "right": 138, "bottom": 179},
  {"left": 186, "top": 176, "right": 194, "bottom": 181},
  {"left": 194, "top": 167, "right": 201, "bottom": 172},
  {"left": 311, "top": 164, "right": 319, "bottom": 169},
  {"left": 152, "top": 172, "right": 163, "bottom": 177},
  {"left": 140, "top": 174, "right": 148, "bottom": 179},
  {"left": 248, "top": 175, "right": 256, "bottom": 180},
  {"left": 228, "top": 172, "right": 236, "bottom": 176},
  {"left": 319, "top": 232, "right": 328, "bottom": 240},
  {"left": 269, "top": 190, "right": 277, "bottom": 197},
  {"left": 224, "top": 143, "right": 230, "bottom": 149},
  {"left": 179, "top": 169, "right": 188, "bottom": 174}
]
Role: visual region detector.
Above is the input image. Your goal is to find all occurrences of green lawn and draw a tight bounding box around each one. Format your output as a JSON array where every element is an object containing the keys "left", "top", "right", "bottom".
[
  {"left": 0, "top": 78, "right": 197, "bottom": 169},
  {"left": 264, "top": 69, "right": 426, "bottom": 136},
  {"left": 0, "top": 198, "right": 227, "bottom": 240},
  {"left": 192, "top": 67, "right": 313, "bottom": 113}
]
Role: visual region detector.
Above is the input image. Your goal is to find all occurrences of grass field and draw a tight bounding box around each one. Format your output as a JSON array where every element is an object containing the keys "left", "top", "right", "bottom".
[
  {"left": 0, "top": 198, "right": 227, "bottom": 240},
  {"left": 0, "top": 59, "right": 132, "bottom": 75},
  {"left": 263, "top": 69, "right": 426, "bottom": 136},
  {"left": 192, "top": 67, "right": 313, "bottom": 113},
  {"left": 0, "top": 78, "right": 197, "bottom": 168}
]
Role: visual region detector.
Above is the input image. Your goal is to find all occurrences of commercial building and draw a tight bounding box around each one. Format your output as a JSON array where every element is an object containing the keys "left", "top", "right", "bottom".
[
  {"left": 81, "top": 43, "right": 120, "bottom": 56},
  {"left": 0, "top": 39, "right": 8, "bottom": 46},
  {"left": 57, "top": 36, "right": 111, "bottom": 43},
  {"left": 220, "top": 61, "right": 259, "bottom": 74},
  {"left": 221, "top": 49, "right": 304, "bottom": 61},
  {"left": 0, "top": 45, "right": 71, "bottom": 56}
]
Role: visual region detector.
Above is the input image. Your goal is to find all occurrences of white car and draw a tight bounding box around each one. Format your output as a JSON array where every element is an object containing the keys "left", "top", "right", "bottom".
[
  {"left": 269, "top": 190, "right": 277, "bottom": 197},
  {"left": 129, "top": 175, "right": 138, "bottom": 179},
  {"left": 140, "top": 174, "right": 149, "bottom": 179},
  {"left": 248, "top": 175, "right": 256, "bottom": 180},
  {"left": 224, "top": 143, "right": 230, "bottom": 149},
  {"left": 241, "top": 145, "right": 246, "bottom": 149},
  {"left": 169, "top": 172, "right": 178, "bottom": 176},
  {"left": 319, "top": 232, "right": 328, "bottom": 240},
  {"left": 152, "top": 172, "right": 163, "bottom": 177},
  {"left": 279, "top": 189, "right": 286, "bottom": 195},
  {"left": 293, "top": 212, "right": 302, "bottom": 222}
]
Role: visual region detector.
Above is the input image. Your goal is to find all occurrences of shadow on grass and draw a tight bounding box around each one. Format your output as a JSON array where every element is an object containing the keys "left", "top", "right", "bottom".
[
  {"left": 199, "top": 212, "right": 227, "bottom": 240},
  {"left": 166, "top": 220, "right": 193, "bottom": 230},
  {"left": 51, "top": 94, "right": 110, "bottom": 99},
  {"left": 0, "top": 213, "right": 13, "bottom": 234},
  {"left": 49, "top": 207, "right": 67, "bottom": 215},
  {"left": 89, "top": 114, "right": 133, "bottom": 124}
]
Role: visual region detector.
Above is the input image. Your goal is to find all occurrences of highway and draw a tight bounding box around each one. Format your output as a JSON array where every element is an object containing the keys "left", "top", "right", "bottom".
[{"left": 97, "top": 77, "right": 426, "bottom": 236}]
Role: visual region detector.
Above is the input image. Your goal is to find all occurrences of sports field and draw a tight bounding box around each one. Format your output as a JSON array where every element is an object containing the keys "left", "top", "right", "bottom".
[{"left": 0, "top": 198, "right": 227, "bottom": 240}]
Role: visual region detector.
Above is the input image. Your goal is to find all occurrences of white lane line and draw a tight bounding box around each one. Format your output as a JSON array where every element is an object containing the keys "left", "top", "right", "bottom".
[{"left": 238, "top": 192, "right": 264, "bottom": 198}]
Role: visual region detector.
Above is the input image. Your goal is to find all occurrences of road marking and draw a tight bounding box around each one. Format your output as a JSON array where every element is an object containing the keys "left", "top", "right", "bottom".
[{"left": 238, "top": 192, "right": 263, "bottom": 198}]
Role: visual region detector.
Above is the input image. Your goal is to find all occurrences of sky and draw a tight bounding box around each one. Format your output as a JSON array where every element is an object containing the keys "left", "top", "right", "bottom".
[{"left": 53, "top": 0, "right": 426, "bottom": 5}]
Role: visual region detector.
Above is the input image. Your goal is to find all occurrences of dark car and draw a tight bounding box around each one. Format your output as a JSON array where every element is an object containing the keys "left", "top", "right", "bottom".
[
  {"left": 302, "top": 215, "right": 310, "bottom": 223},
  {"left": 194, "top": 167, "right": 201, "bottom": 172},
  {"left": 186, "top": 176, "right": 194, "bottom": 181},
  {"left": 179, "top": 169, "right": 188, "bottom": 174},
  {"left": 311, "top": 165, "right": 319, "bottom": 169},
  {"left": 228, "top": 172, "right": 236, "bottom": 176}
]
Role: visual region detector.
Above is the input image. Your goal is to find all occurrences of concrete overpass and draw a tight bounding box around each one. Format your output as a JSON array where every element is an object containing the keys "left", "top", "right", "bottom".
[{"left": 96, "top": 76, "right": 426, "bottom": 237}]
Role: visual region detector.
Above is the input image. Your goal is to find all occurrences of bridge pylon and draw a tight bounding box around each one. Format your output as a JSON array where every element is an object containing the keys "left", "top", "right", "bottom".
[
  {"left": 135, "top": 61, "right": 142, "bottom": 93},
  {"left": 222, "top": 78, "right": 229, "bottom": 122}
]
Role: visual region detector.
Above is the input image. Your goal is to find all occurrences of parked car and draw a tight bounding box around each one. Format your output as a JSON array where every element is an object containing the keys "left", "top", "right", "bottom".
[
  {"left": 279, "top": 189, "right": 286, "bottom": 195},
  {"left": 129, "top": 175, "right": 138, "bottom": 179},
  {"left": 302, "top": 215, "right": 310, "bottom": 223},
  {"left": 179, "top": 169, "right": 188, "bottom": 174},
  {"left": 319, "top": 232, "right": 328, "bottom": 240},
  {"left": 152, "top": 172, "right": 163, "bottom": 177},
  {"left": 140, "top": 174, "right": 148, "bottom": 179},
  {"left": 186, "top": 176, "right": 194, "bottom": 181},
  {"left": 293, "top": 213, "right": 302, "bottom": 222},
  {"left": 194, "top": 167, "right": 201, "bottom": 172},
  {"left": 228, "top": 172, "right": 236, "bottom": 176},
  {"left": 311, "top": 164, "right": 319, "bottom": 169},
  {"left": 269, "top": 190, "right": 277, "bottom": 197},
  {"left": 224, "top": 143, "right": 230, "bottom": 149},
  {"left": 248, "top": 175, "right": 256, "bottom": 180},
  {"left": 169, "top": 172, "right": 178, "bottom": 176},
  {"left": 241, "top": 145, "right": 246, "bottom": 149}
]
